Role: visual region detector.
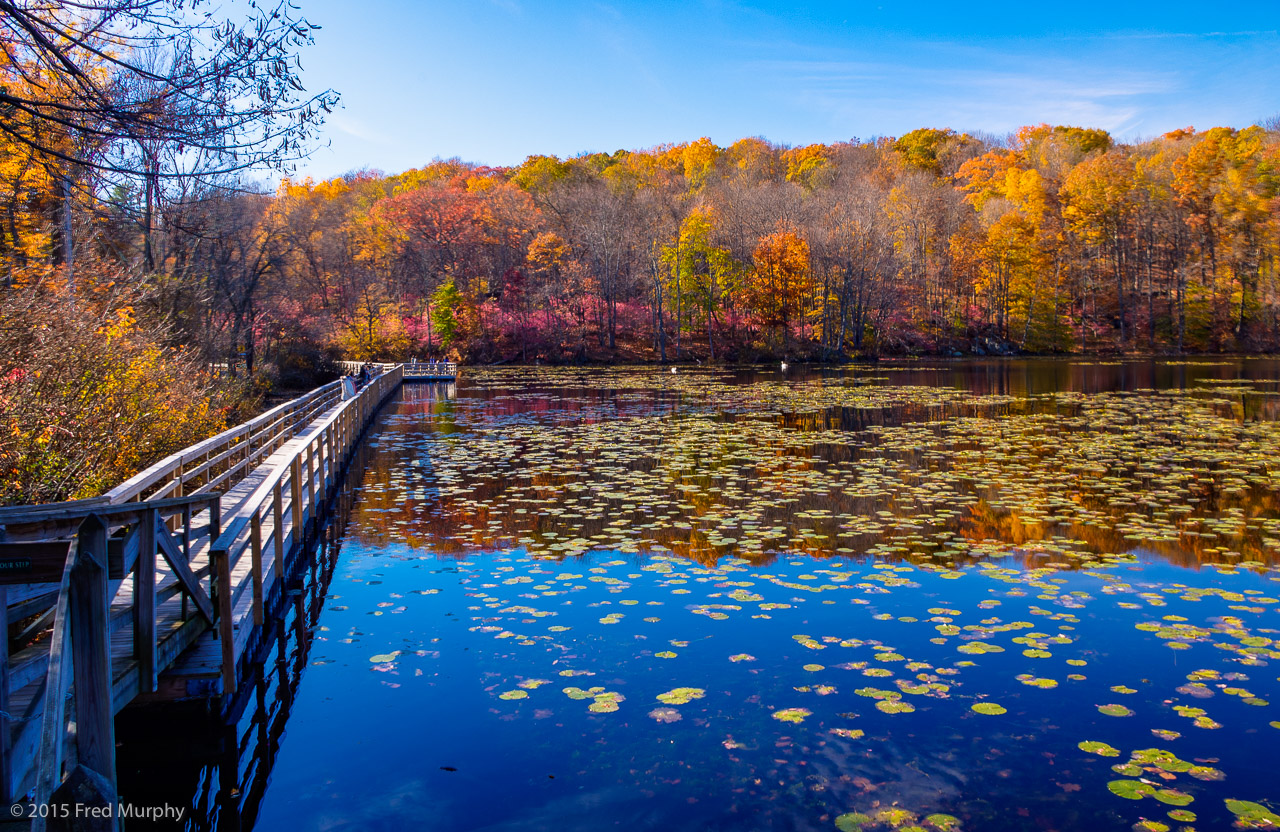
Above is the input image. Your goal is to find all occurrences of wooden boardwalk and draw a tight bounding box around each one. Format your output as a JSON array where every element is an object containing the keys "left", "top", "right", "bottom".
[{"left": 0, "top": 365, "right": 418, "bottom": 827}]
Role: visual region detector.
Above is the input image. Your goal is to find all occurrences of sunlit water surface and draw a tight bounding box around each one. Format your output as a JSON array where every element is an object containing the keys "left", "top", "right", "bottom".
[{"left": 127, "top": 360, "right": 1280, "bottom": 831}]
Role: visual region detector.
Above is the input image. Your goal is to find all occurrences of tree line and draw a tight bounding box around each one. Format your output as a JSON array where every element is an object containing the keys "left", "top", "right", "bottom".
[{"left": 73, "top": 123, "right": 1277, "bottom": 370}]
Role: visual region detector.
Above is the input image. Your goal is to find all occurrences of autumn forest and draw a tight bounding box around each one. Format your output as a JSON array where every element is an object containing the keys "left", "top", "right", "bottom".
[
  {"left": 19, "top": 124, "right": 1280, "bottom": 375},
  {"left": 122, "top": 125, "right": 1280, "bottom": 369}
]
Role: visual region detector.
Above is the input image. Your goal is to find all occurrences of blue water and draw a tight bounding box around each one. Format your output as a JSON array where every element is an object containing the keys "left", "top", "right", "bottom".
[{"left": 119, "top": 360, "right": 1280, "bottom": 831}]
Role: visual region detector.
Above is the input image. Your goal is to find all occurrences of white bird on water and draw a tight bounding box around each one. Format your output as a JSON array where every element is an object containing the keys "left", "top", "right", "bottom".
[
  {"left": 780, "top": 361, "right": 789, "bottom": 371},
  {"left": 671, "top": 367, "right": 677, "bottom": 374}
]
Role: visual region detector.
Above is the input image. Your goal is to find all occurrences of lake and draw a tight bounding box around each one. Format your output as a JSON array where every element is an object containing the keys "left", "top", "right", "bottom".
[{"left": 117, "top": 359, "right": 1280, "bottom": 831}]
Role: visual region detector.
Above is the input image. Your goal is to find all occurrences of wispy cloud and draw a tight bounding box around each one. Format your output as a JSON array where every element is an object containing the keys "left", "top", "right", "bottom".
[
  {"left": 1070, "top": 30, "right": 1278, "bottom": 40},
  {"left": 330, "top": 114, "right": 390, "bottom": 146},
  {"left": 749, "top": 50, "right": 1178, "bottom": 138}
]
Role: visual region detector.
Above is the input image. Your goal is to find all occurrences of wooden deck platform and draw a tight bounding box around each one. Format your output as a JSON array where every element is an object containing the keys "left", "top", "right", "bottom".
[{"left": 339, "top": 360, "right": 457, "bottom": 381}]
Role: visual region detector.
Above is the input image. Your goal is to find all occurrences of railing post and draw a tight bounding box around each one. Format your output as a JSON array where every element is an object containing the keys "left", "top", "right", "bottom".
[
  {"left": 210, "top": 543, "right": 236, "bottom": 698},
  {"left": 182, "top": 502, "right": 192, "bottom": 562},
  {"left": 168, "top": 461, "right": 184, "bottom": 532},
  {"left": 272, "top": 480, "right": 285, "bottom": 581},
  {"left": 326, "top": 425, "right": 336, "bottom": 487},
  {"left": 290, "top": 457, "right": 303, "bottom": 545},
  {"left": 251, "top": 510, "right": 264, "bottom": 626},
  {"left": 209, "top": 494, "right": 221, "bottom": 608},
  {"left": 71, "top": 515, "right": 116, "bottom": 790},
  {"left": 307, "top": 441, "right": 317, "bottom": 514},
  {"left": 135, "top": 507, "right": 157, "bottom": 694},
  {"left": 32, "top": 545, "right": 74, "bottom": 830},
  {"left": 209, "top": 495, "right": 222, "bottom": 551},
  {"left": 316, "top": 435, "right": 326, "bottom": 506}
]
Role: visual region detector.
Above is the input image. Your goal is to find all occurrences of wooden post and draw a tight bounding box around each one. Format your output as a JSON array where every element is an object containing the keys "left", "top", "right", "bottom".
[
  {"left": 251, "top": 512, "right": 263, "bottom": 626},
  {"left": 307, "top": 441, "right": 317, "bottom": 515},
  {"left": 135, "top": 508, "right": 157, "bottom": 694},
  {"left": 290, "top": 457, "right": 303, "bottom": 545},
  {"left": 272, "top": 481, "right": 285, "bottom": 581},
  {"left": 168, "top": 462, "right": 183, "bottom": 532},
  {"left": 326, "top": 426, "right": 336, "bottom": 487},
  {"left": 71, "top": 515, "right": 116, "bottom": 789},
  {"left": 211, "top": 543, "right": 236, "bottom": 698},
  {"left": 209, "top": 495, "right": 221, "bottom": 599},
  {"left": 316, "top": 435, "right": 326, "bottom": 506}
]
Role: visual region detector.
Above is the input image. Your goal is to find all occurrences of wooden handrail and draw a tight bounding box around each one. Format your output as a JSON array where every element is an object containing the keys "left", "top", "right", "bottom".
[
  {"left": 338, "top": 360, "right": 457, "bottom": 376},
  {"left": 208, "top": 365, "right": 402, "bottom": 692},
  {"left": 103, "top": 381, "right": 342, "bottom": 505},
  {"left": 5, "top": 494, "right": 220, "bottom": 812},
  {"left": 31, "top": 537, "right": 74, "bottom": 831}
]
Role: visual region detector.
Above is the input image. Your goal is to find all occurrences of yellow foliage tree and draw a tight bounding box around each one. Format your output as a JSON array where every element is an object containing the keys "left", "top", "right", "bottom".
[{"left": 749, "top": 226, "right": 812, "bottom": 346}]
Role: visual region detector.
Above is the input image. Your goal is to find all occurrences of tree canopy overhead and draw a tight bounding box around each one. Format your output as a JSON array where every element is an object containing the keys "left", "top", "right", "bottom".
[{"left": 0, "top": 0, "right": 339, "bottom": 178}]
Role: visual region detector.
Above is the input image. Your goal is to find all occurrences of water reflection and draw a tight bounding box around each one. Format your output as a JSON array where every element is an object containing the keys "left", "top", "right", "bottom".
[{"left": 349, "top": 360, "right": 1280, "bottom": 571}]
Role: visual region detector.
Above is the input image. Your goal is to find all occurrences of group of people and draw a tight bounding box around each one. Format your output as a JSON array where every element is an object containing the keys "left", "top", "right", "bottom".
[
  {"left": 355, "top": 361, "right": 380, "bottom": 388},
  {"left": 341, "top": 362, "right": 381, "bottom": 398},
  {"left": 343, "top": 359, "right": 451, "bottom": 400}
]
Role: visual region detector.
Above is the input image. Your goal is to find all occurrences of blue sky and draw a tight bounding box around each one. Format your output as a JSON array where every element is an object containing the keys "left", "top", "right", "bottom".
[{"left": 291, "top": 0, "right": 1280, "bottom": 179}]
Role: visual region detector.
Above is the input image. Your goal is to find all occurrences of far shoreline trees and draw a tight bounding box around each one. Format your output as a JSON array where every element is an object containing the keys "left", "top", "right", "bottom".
[
  {"left": 6, "top": 118, "right": 1280, "bottom": 374},
  {"left": 230, "top": 124, "right": 1279, "bottom": 365}
]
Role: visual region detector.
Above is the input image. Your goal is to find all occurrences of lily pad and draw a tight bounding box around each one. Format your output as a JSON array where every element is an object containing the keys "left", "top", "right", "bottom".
[
  {"left": 1108, "top": 780, "right": 1155, "bottom": 800},
  {"left": 1224, "top": 799, "right": 1280, "bottom": 827},
  {"left": 834, "top": 813, "right": 872, "bottom": 832},
  {"left": 656, "top": 687, "right": 705, "bottom": 705},
  {"left": 1098, "top": 704, "right": 1134, "bottom": 717},
  {"left": 1152, "top": 789, "right": 1193, "bottom": 807}
]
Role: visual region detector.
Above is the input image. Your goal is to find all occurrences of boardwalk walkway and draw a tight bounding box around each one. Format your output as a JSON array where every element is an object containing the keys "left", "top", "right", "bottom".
[{"left": 0, "top": 363, "right": 451, "bottom": 827}]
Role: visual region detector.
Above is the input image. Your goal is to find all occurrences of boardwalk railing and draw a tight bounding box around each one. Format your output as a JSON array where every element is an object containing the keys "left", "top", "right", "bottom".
[
  {"left": 104, "top": 380, "right": 343, "bottom": 505},
  {"left": 337, "top": 360, "right": 457, "bottom": 379},
  {"left": 0, "top": 364, "right": 405, "bottom": 821},
  {"left": 207, "top": 366, "right": 401, "bottom": 693}
]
